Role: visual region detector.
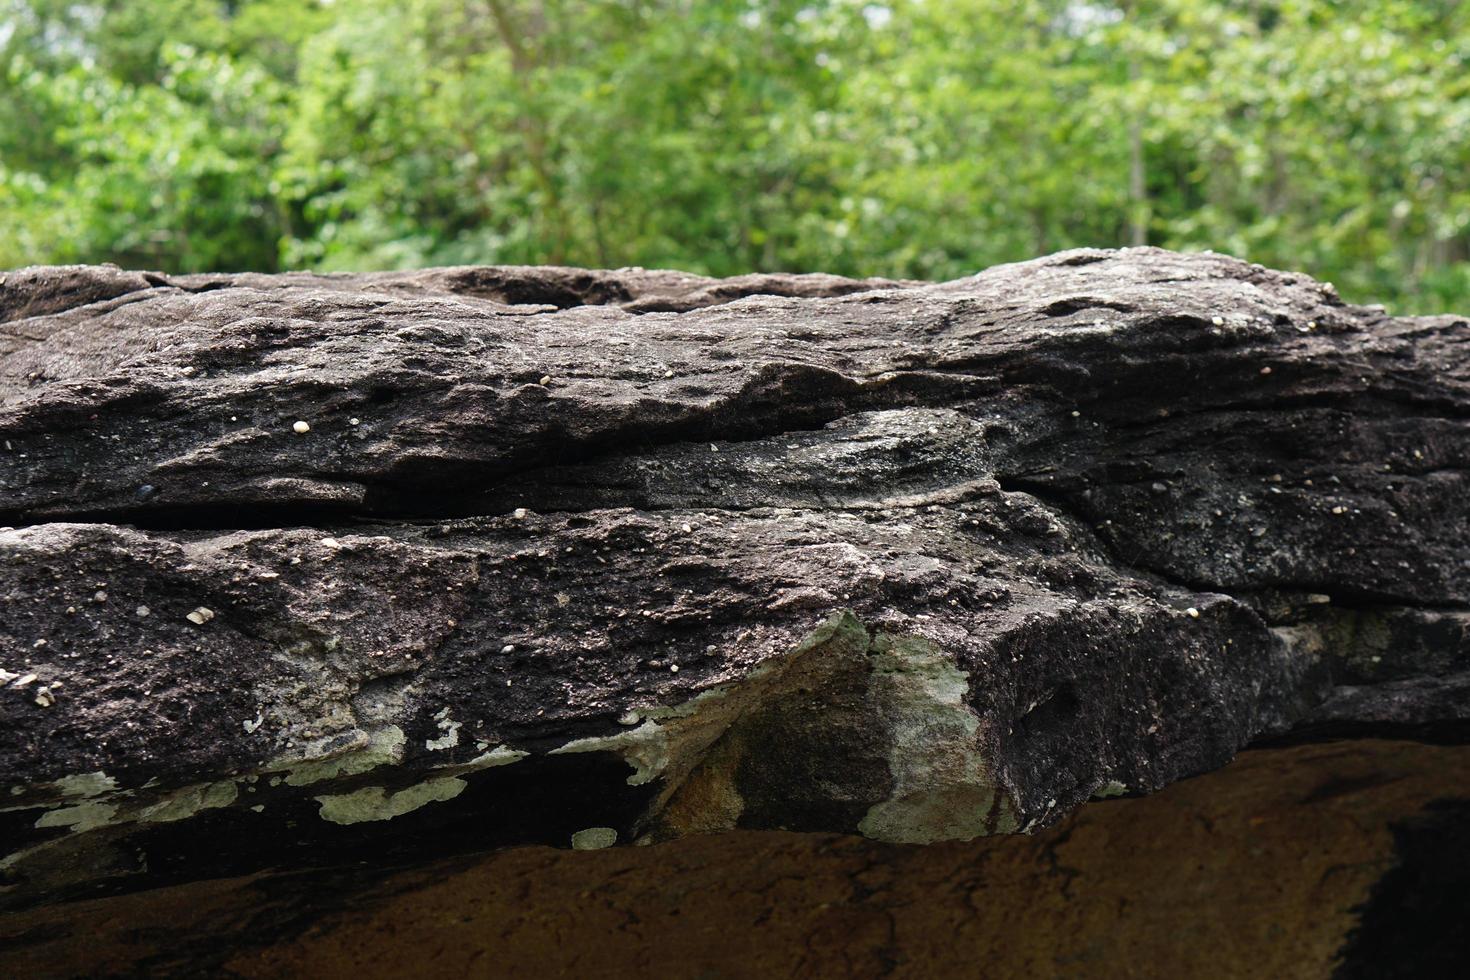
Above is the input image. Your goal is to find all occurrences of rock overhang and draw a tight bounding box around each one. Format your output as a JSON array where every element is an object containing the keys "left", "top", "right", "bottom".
[{"left": 1, "top": 246, "right": 1468, "bottom": 912}]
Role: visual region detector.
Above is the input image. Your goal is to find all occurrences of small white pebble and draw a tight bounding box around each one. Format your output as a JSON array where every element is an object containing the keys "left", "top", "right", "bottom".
[
  {"left": 680, "top": 523, "right": 693, "bottom": 534},
  {"left": 500, "top": 644, "right": 515, "bottom": 655},
  {"left": 538, "top": 375, "right": 553, "bottom": 386},
  {"left": 669, "top": 664, "right": 680, "bottom": 673},
  {"left": 1331, "top": 506, "right": 1347, "bottom": 515},
  {"left": 349, "top": 417, "right": 361, "bottom": 426},
  {"left": 663, "top": 369, "right": 675, "bottom": 378},
  {"left": 512, "top": 507, "right": 528, "bottom": 519},
  {"left": 186, "top": 607, "right": 215, "bottom": 625},
  {"left": 32, "top": 639, "right": 46, "bottom": 648},
  {"left": 292, "top": 420, "right": 310, "bottom": 434},
  {"left": 1211, "top": 316, "right": 1224, "bottom": 326},
  {"left": 1070, "top": 410, "right": 1081, "bottom": 418},
  {"left": 1185, "top": 607, "right": 1200, "bottom": 619},
  {"left": 1259, "top": 366, "right": 1272, "bottom": 375},
  {"left": 135, "top": 605, "right": 150, "bottom": 617},
  {"left": 319, "top": 537, "right": 340, "bottom": 549},
  {"left": 34, "top": 688, "right": 55, "bottom": 707}
]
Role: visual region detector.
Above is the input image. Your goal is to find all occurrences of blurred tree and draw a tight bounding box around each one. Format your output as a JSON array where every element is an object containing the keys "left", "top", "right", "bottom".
[{"left": 1, "top": 0, "right": 1467, "bottom": 311}]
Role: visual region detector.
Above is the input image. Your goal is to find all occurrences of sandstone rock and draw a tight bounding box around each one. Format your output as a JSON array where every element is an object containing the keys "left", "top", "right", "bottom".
[
  {"left": 1, "top": 248, "right": 1467, "bottom": 931},
  {"left": 5, "top": 739, "right": 1464, "bottom": 979}
]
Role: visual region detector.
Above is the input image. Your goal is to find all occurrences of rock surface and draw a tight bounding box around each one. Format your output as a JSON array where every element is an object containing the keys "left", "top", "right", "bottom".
[
  {"left": 4, "top": 739, "right": 1467, "bottom": 979},
  {"left": 2, "top": 248, "right": 1468, "bottom": 917}
]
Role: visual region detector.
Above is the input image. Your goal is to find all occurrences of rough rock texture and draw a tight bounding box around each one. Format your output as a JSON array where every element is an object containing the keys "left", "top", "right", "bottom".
[{"left": 2, "top": 249, "right": 1469, "bottom": 927}]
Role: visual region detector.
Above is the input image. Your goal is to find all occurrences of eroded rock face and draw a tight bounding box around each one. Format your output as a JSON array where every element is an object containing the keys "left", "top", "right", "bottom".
[{"left": 1, "top": 249, "right": 1468, "bottom": 913}]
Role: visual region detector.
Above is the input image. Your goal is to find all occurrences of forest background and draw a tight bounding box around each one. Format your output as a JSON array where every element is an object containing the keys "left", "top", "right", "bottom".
[{"left": 3, "top": 0, "right": 1468, "bottom": 312}]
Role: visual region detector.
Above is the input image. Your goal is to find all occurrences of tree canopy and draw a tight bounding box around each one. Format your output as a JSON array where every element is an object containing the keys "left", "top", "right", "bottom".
[{"left": 3, "top": 0, "right": 1468, "bottom": 312}]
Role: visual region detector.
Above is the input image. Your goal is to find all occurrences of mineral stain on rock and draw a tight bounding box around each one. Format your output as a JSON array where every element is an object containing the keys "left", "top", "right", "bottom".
[{"left": 2, "top": 248, "right": 1469, "bottom": 975}]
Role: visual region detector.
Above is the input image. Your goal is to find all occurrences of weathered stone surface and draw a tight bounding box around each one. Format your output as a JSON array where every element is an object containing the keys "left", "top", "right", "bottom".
[{"left": 2, "top": 248, "right": 1468, "bottom": 922}]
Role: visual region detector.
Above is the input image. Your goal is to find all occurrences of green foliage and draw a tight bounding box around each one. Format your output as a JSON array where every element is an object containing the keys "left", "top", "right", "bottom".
[{"left": 2, "top": 0, "right": 1469, "bottom": 311}]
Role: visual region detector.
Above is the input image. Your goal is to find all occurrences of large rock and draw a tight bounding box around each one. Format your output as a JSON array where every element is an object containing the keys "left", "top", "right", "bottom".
[{"left": 1, "top": 249, "right": 1467, "bottom": 926}]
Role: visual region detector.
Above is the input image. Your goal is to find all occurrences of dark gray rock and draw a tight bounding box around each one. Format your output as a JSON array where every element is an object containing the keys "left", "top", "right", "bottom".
[{"left": 1, "top": 247, "right": 1467, "bottom": 908}]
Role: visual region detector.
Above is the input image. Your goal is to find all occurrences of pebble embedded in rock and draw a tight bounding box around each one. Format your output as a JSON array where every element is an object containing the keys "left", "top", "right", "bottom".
[
  {"left": 570, "top": 827, "right": 618, "bottom": 850},
  {"left": 186, "top": 607, "right": 215, "bottom": 625},
  {"left": 292, "top": 420, "right": 310, "bottom": 434}
]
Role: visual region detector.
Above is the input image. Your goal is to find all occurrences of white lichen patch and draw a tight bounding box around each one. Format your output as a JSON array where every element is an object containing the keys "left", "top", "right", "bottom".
[
  {"left": 34, "top": 800, "right": 118, "bottom": 833},
  {"left": 137, "top": 780, "right": 239, "bottom": 824},
  {"left": 571, "top": 826, "right": 618, "bottom": 850},
  {"left": 2, "top": 769, "right": 125, "bottom": 816},
  {"left": 551, "top": 720, "right": 670, "bottom": 786},
  {"left": 856, "top": 632, "right": 1018, "bottom": 844},
  {"left": 52, "top": 771, "right": 118, "bottom": 799},
  {"left": 426, "top": 707, "right": 462, "bottom": 751},
  {"left": 453, "top": 744, "right": 528, "bottom": 772},
  {"left": 314, "top": 776, "right": 466, "bottom": 825},
  {"left": 280, "top": 726, "right": 407, "bottom": 787}
]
